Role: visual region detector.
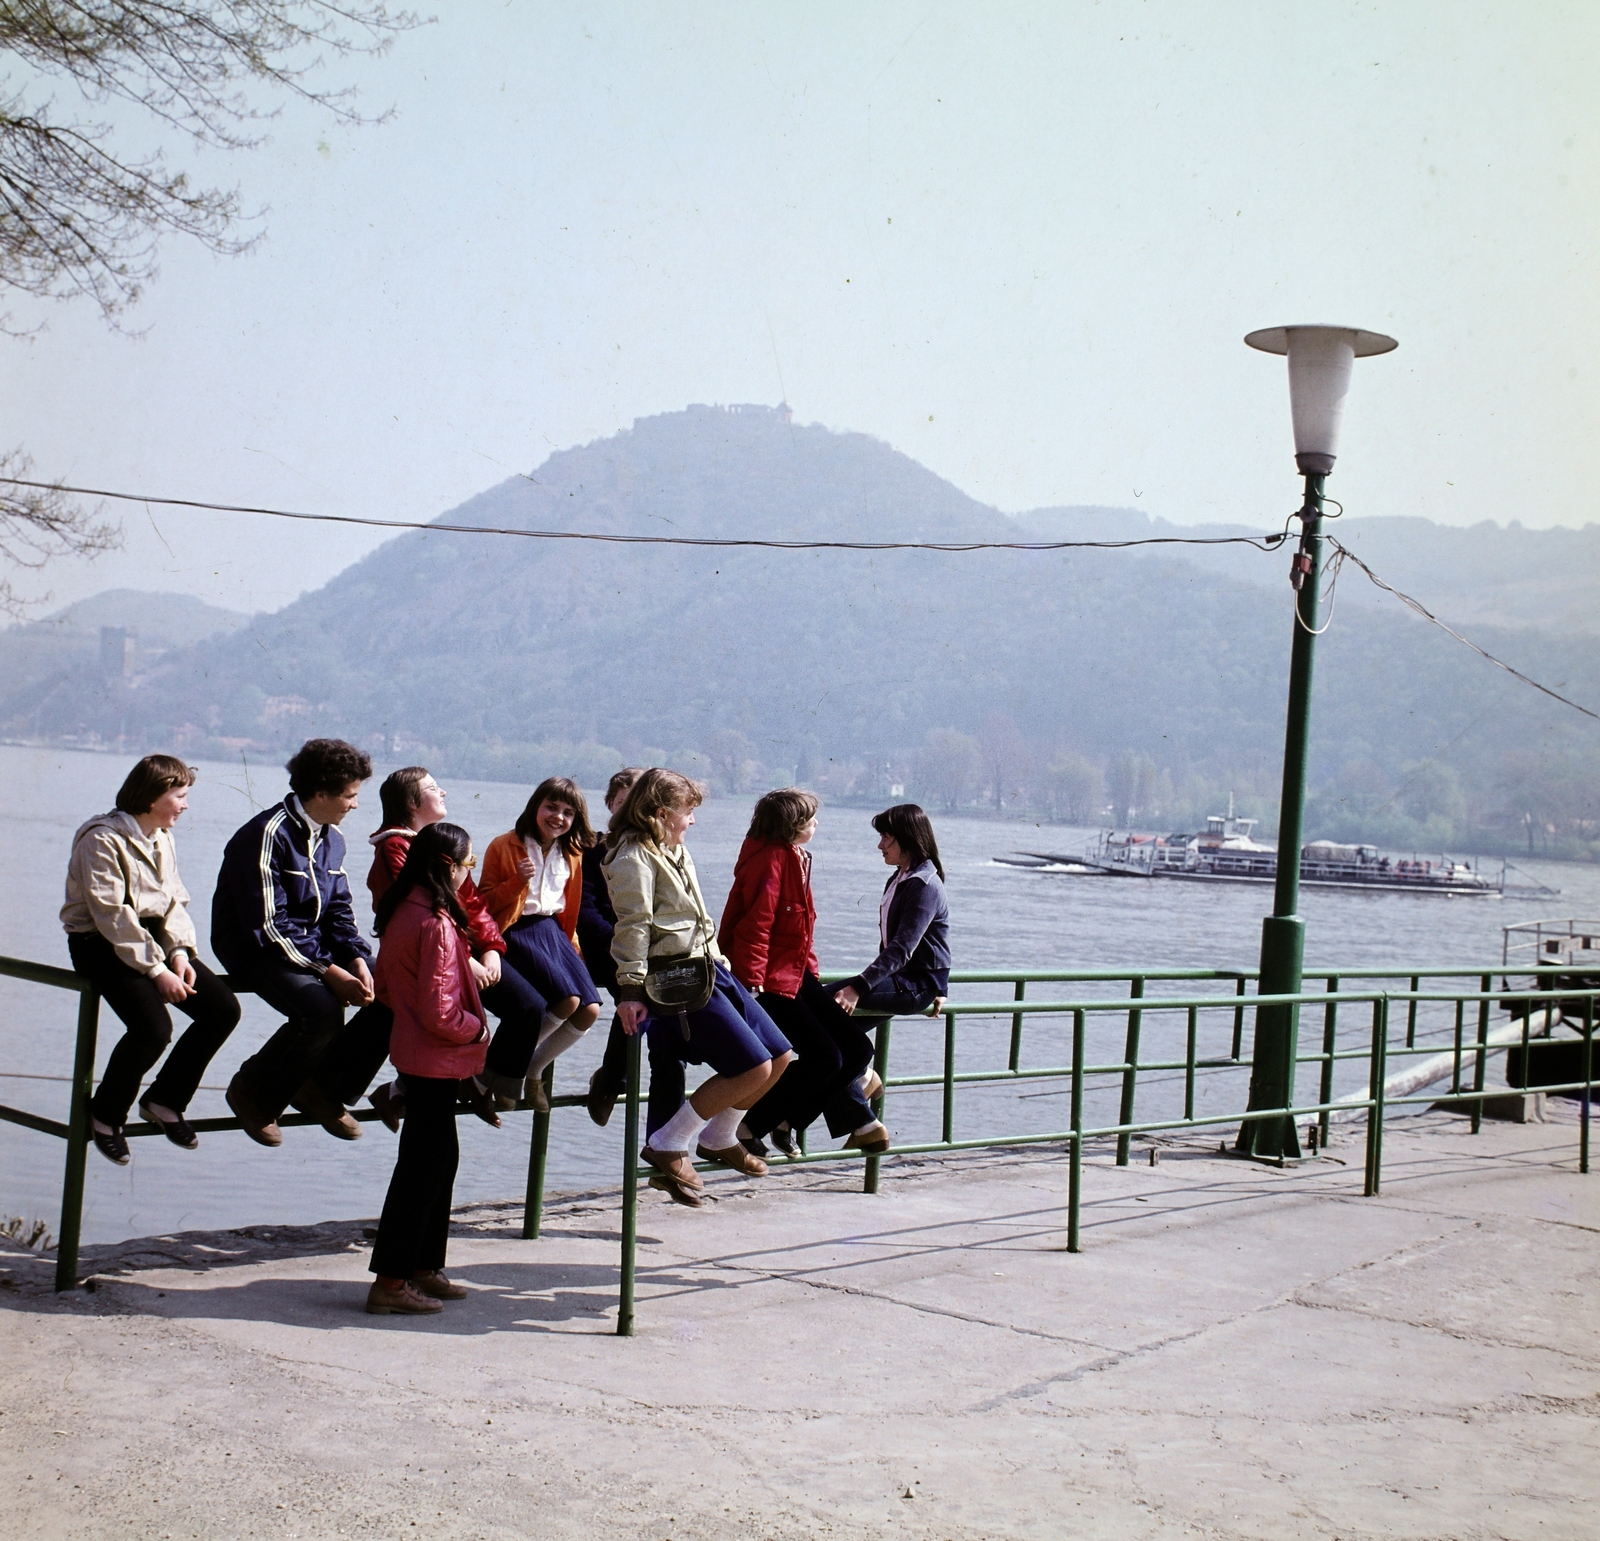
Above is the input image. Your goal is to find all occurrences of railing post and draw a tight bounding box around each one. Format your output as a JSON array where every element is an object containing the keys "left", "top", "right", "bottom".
[
  {"left": 1452, "top": 998, "right": 1466, "bottom": 1095},
  {"left": 1318, "top": 976, "right": 1340, "bottom": 1145},
  {"left": 1067, "top": 1008, "right": 1084, "bottom": 1253},
  {"left": 1363, "top": 997, "right": 1388, "bottom": 1196},
  {"left": 1470, "top": 975, "right": 1490, "bottom": 1134},
  {"left": 55, "top": 985, "right": 99, "bottom": 1292},
  {"left": 617, "top": 1029, "right": 641, "bottom": 1337},
  {"left": 1406, "top": 975, "right": 1419, "bottom": 1048},
  {"left": 1580, "top": 996, "right": 1592, "bottom": 1178},
  {"left": 1184, "top": 1004, "right": 1198, "bottom": 1121},
  {"left": 1008, "top": 979, "right": 1026, "bottom": 1072},
  {"left": 1230, "top": 976, "right": 1247, "bottom": 1062},
  {"left": 941, "top": 1009, "right": 956, "bottom": 1145},
  {"left": 522, "top": 1064, "right": 554, "bottom": 1240},
  {"left": 1115, "top": 978, "right": 1144, "bottom": 1166},
  {"left": 863, "top": 1018, "right": 892, "bottom": 1195}
]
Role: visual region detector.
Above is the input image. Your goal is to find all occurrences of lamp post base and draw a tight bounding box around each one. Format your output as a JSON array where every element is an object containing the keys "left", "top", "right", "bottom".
[{"left": 1234, "top": 914, "right": 1306, "bottom": 1162}]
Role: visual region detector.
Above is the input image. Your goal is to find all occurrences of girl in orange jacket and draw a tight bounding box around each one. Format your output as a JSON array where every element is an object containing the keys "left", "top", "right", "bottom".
[{"left": 475, "top": 777, "right": 602, "bottom": 1112}]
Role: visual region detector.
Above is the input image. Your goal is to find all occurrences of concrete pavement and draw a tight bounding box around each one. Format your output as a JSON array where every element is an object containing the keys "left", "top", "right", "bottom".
[{"left": 2, "top": 1104, "right": 1595, "bottom": 1540}]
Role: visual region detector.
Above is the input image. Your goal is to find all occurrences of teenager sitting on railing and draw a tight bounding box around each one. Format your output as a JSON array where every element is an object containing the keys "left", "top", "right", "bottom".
[
  {"left": 581, "top": 768, "right": 688, "bottom": 1133},
  {"left": 365, "top": 822, "right": 488, "bottom": 1316},
  {"left": 317, "top": 765, "right": 513, "bottom": 1130},
  {"left": 827, "top": 804, "right": 950, "bottom": 1154},
  {"left": 211, "top": 738, "right": 383, "bottom": 1147},
  {"left": 476, "top": 778, "right": 604, "bottom": 1111},
  {"left": 61, "top": 755, "right": 242, "bottom": 1164},
  {"left": 720, "top": 789, "right": 882, "bottom": 1158},
  {"left": 606, "top": 769, "right": 793, "bottom": 1207}
]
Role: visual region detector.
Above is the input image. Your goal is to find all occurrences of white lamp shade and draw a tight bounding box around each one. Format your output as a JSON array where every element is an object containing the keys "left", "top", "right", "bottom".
[{"left": 1244, "top": 325, "right": 1398, "bottom": 475}]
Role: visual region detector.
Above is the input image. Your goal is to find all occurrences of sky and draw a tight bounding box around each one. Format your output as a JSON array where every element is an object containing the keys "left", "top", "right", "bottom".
[{"left": 5, "top": 1, "right": 1598, "bottom": 616}]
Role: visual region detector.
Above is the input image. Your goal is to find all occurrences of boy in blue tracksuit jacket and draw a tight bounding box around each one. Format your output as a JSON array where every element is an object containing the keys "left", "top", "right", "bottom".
[{"left": 212, "top": 739, "right": 377, "bottom": 1145}]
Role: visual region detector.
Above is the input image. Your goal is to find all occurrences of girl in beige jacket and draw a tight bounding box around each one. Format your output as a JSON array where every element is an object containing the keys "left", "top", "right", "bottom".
[{"left": 604, "top": 769, "right": 793, "bottom": 1207}]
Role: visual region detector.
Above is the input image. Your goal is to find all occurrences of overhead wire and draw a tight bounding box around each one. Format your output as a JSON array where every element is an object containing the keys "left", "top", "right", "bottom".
[
  {"left": 0, "top": 476, "right": 1291, "bottom": 554},
  {"left": 2, "top": 474, "right": 1594, "bottom": 723},
  {"left": 1327, "top": 536, "right": 1599, "bottom": 723}
]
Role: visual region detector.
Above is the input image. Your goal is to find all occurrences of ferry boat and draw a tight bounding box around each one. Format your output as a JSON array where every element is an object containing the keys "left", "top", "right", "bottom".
[{"left": 996, "top": 801, "right": 1504, "bottom": 895}]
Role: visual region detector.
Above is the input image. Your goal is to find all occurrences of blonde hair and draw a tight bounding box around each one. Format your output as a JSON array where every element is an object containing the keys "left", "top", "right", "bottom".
[{"left": 607, "top": 767, "right": 705, "bottom": 850}]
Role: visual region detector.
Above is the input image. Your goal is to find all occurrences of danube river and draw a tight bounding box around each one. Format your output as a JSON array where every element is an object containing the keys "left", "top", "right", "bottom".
[{"left": 3, "top": 743, "right": 1594, "bottom": 1244}]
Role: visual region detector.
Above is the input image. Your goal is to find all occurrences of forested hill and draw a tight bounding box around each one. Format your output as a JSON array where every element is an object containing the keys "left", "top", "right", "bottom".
[{"left": 7, "top": 404, "right": 1598, "bottom": 855}]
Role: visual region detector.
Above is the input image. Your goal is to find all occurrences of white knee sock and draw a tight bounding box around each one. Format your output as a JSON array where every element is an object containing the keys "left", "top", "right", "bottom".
[
  {"left": 700, "top": 1106, "right": 745, "bottom": 1149},
  {"left": 527, "top": 1020, "right": 588, "bottom": 1079},
  {"left": 653, "top": 1100, "right": 708, "bottom": 1154},
  {"left": 534, "top": 1010, "right": 565, "bottom": 1045}
]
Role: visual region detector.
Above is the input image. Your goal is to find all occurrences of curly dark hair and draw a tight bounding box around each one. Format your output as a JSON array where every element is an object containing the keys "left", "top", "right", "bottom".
[{"left": 285, "top": 738, "right": 373, "bottom": 799}]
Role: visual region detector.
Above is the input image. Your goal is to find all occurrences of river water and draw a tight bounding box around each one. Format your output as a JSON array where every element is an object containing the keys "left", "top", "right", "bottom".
[{"left": 3, "top": 743, "right": 1594, "bottom": 1243}]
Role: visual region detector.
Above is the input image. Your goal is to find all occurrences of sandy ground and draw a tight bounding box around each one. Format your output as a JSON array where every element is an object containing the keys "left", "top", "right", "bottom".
[{"left": 2, "top": 1105, "right": 1596, "bottom": 1541}]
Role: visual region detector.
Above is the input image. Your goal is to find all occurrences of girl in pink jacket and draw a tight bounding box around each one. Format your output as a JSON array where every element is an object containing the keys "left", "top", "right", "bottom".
[{"left": 365, "top": 822, "right": 488, "bottom": 1316}]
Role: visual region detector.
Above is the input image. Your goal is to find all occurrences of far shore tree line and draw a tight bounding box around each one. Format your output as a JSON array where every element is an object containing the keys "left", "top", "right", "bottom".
[{"left": 23, "top": 706, "right": 1600, "bottom": 865}]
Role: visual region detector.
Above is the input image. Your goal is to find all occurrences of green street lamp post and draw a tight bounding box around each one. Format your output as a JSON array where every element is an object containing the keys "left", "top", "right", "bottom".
[{"left": 1235, "top": 324, "right": 1398, "bottom": 1161}]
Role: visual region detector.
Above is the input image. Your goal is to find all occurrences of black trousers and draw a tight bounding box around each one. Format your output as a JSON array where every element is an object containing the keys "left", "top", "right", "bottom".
[
  {"left": 68, "top": 929, "right": 241, "bottom": 1127},
  {"left": 311, "top": 956, "right": 546, "bottom": 1107},
  {"left": 596, "top": 1009, "right": 687, "bottom": 1138},
  {"left": 744, "top": 972, "right": 876, "bottom": 1139},
  {"left": 221, "top": 953, "right": 352, "bottom": 1121},
  {"left": 370, "top": 1074, "right": 459, "bottom": 1280}
]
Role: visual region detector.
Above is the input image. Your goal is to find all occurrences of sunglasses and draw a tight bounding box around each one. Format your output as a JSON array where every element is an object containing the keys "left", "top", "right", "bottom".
[{"left": 456, "top": 854, "right": 477, "bottom": 870}]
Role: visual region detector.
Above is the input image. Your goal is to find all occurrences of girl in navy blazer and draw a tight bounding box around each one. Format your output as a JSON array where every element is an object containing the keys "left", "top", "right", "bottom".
[{"left": 831, "top": 803, "right": 951, "bottom": 1020}]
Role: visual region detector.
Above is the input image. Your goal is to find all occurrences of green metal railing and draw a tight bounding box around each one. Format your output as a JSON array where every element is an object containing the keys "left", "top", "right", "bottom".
[{"left": 2, "top": 957, "right": 1592, "bottom": 1330}]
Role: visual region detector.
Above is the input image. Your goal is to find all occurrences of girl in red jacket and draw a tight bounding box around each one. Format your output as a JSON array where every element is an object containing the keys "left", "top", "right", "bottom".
[
  {"left": 476, "top": 777, "right": 603, "bottom": 1112},
  {"left": 365, "top": 821, "right": 488, "bottom": 1316},
  {"left": 721, "top": 788, "right": 886, "bottom": 1156}
]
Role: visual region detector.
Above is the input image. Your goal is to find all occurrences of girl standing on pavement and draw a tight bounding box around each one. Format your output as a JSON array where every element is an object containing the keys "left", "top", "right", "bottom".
[
  {"left": 61, "top": 755, "right": 241, "bottom": 1164},
  {"left": 606, "top": 769, "right": 793, "bottom": 1208},
  {"left": 477, "top": 778, "right": 603, "bottom": 1112},
  {"left": 365, "top": 821, "right": 488, "bottom": 1316},
  {"left": 720, "top": 789, "right": 884, "bottom": 1156}
]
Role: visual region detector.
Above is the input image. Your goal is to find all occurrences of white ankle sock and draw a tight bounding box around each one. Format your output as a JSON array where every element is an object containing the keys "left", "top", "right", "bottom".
[
  {"left": 528, "top": 1020, "right": 588, "bottom": 1079},
  {"left": 142, "top": 1100, "right": 178, "bottom": 1124},
  {"left": 701, "top": 1107, "right": 744, "bottom": 1149},
  {"left": 653, "top": 1100, "right": 708, "bottom": 1154}
]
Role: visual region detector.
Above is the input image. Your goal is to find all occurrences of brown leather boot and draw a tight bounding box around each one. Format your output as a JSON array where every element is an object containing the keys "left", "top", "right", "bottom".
[
  {"left": 292, "top": 1079, "right": 362, "bottom": 1141},
  {"left": 226, "top": 1077, "right": 283, "bottom": 1148},
  {"left": 697, "top": 1142, "right": 769, "bottom": 1177},
  {"left": 411, "top": 1270, "right": 468, "bottom": 1300},
  {"left": 365, "top": 1279, "right": 442, "bottom": 1315}
]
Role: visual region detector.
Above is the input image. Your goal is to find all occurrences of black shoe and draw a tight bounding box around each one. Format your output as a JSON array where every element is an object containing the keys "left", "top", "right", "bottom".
[
  {"left": 138, "top": 1099, "right": 199, "bottom": 1150},
  {"left": 91, "top": 1123, "right": 130, "bottom": 1165},
  {"left": 740, "top": 1132, "right": 770, "bottom": 1160},
  {"left": 769, "top": 1125, "right": 800, "bottom": 1160},
  {"left": 456, "top": 1078, "right": 502, "bottom": 1129},
  {"left": 368, "top": 1082, "right": 404, "bottom": 1133},
  {"left": 586, "top": 1067, "right": 623, "bottom": 1127}
]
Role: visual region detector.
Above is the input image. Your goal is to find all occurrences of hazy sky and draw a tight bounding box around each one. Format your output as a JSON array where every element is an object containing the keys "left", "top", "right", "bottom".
[{"left": 6, "top": 2, "right": 1597, "bottom": 615}]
